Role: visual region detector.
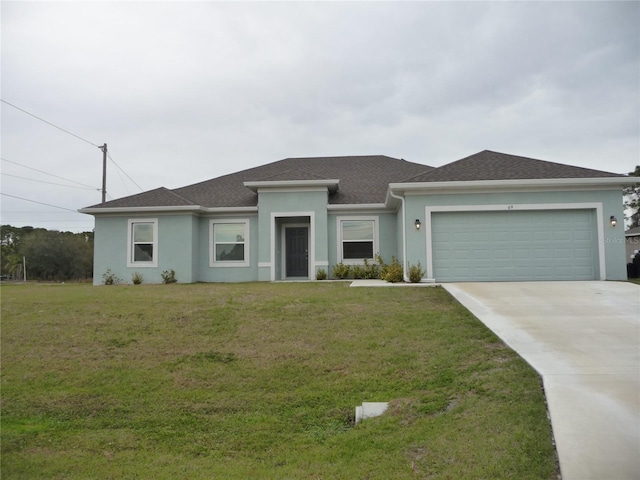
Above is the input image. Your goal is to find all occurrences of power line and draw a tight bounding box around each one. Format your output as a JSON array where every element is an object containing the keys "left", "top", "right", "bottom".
[
  {"left": 1, "top": 99, "right": 101, "bottom": 148},
  {"left": 1, "top": 157, "right": 98, "bottom": 189},
  {"left": 0, "top": 193, "right": 79, "bottom": 212},
  {"left": 2, "top": 211, "right": 84, "bottom": 214},
  {"left": 1, "top": 100, "right": 146, "bottom": 199},
  {"left": 1, "top": 173, "right": 100, "bottom": 191},
  {"left": 107, "top": 152, "right": 144, "bottom": 192},
  {"left": 111, "top": 160, "right": 131, "bottom": 196}
]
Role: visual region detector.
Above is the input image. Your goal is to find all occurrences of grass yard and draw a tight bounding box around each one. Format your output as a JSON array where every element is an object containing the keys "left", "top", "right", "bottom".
[{"left": 1, "top": 282, "right": 558, "bottom": 479}]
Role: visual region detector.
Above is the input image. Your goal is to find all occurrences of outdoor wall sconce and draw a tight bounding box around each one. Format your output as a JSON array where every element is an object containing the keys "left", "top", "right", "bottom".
[
  {"left": 610, "top": 216, "right": 618, "bottom": 227},
  {"left": 415, "top": 219, "right": 421, "bottom": 230}
]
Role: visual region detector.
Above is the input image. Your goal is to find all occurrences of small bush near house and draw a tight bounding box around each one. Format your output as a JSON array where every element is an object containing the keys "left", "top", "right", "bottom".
[
  {"left": 377, "top": 254, "right": 404, "bottom": 283},
  {"left": 363, "top": 258, "right": 380, "bottom": 279},
  {"left": 316, "top": 269, "right": 327, "bottom": 280},
  {"left": 331, "top": 262, "right": 351, "bottom": 279},
  {"left": 351, "top": 265, "right": 364, "bottom": 279},
  {"left": 132, "top": 272, "right": 144, "bottom": 285},
  {"left": 408, "top": 262, "right": 425, "bottom": 283},
  {"left": 161, "top": 269, "right": 177, "bottom": 284},
  {"left": 101, "top": 269, "right": 121, "bottom": 285}
]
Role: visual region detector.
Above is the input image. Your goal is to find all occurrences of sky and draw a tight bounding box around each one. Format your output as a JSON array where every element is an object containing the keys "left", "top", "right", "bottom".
[{"left": 1, "top": 1, "right": 639, "bottom": 233}]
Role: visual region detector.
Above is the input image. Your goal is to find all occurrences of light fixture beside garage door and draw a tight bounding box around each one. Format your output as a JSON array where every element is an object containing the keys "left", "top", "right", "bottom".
[
  {"left": 610, "top": 216, "right": 618, "bottom": 227},
  {"left": 415, "top": 219, "right": 421, "bottom": 230}
]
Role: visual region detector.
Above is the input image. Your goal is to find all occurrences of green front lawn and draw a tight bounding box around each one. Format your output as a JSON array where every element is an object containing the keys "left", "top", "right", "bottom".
[{"left": 1, "top": 282, "right": 558, "bottom": 479}]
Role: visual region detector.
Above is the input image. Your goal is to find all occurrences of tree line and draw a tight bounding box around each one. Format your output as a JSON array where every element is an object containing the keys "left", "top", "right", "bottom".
[
  {"left": 1, "top": 225, "right": 93, "bottom": 281},
  {"left": 625, "top": 165, "right": 640, "bottom": 229}
]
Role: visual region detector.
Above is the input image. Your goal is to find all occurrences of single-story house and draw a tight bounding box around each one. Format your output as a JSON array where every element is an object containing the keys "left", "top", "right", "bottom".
[{"left": 79, "top": 150, "right": 635, "bottom": 284}]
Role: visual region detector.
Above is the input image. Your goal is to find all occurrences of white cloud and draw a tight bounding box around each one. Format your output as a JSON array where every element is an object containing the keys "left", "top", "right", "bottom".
[{"left": 1, "top": 1, "right": 638, "bottom": 231}]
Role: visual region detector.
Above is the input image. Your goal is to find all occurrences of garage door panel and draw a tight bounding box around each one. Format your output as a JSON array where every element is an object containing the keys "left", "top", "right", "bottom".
[
  {"left": 574, "top": 230, "right": 592, "bottom": 241},
  {"left": 554, "top": 249, "right": 573, "bottom": 260},
  {"left": 493, "top": 249, "right": 512, "bottom": 259},
  {"left": 554, "top": 231, "right": 572, "bottom": 241},
  {"left": 574, "top": 248, "right": 593, "bottom": 259},
  {"left": 476, "top": 249, "right": 492, "bottom": 259},
  {"left": 533, "top": 231, "right": 552, "bottom": 241},
  {"left": 431, "top": 209, "right": 598, "bottom": 281}
]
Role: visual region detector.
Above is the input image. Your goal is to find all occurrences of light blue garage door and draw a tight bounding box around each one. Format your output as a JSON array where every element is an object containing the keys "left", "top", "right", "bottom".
[{"left": 431, "top": 209, "right": 598, "bottom": 282}]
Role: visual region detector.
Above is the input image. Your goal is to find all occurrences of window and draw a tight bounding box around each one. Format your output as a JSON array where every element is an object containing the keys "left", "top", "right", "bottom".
[
  {"left": 338, "top": 217, "right": 377, "bottom": 263},
  {"left": 210, "top": 220, "right": 250, "bottom": 267},
  {"left": 127, "top": 219, "right": 158, "bottom": 267}
]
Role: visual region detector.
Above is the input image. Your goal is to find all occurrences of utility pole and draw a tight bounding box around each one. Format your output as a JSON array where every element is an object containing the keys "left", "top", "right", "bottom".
[{"left": 100, "top": 143, "right": 107, "bottom": 203}]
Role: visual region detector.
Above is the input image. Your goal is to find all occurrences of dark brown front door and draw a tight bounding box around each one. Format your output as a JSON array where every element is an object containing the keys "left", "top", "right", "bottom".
[{"left": 286, "top": 227, "right": 308, "bottom": 277}]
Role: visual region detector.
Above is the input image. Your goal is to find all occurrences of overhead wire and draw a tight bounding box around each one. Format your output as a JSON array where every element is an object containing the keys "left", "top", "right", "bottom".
[
  {"left": 1, "top": 193, "right": 80, "bottom": 212},
  {"left": 2, "top": 99, "right": 146, "bottom": 228},
  {"left": 1, "top": 99, "right": 101, "bottom": 148},
  {"left": 107, "top": 152, "right": 144, "bottom": 192},
  {"left": 1, "top": 172, "right": 100, "bottom": 191},
  {"left": 1, "top": 157, "right": 99, "bottom": 190},
  {"left": 109, "top": 155, "right": 131, "bottom": 195}
]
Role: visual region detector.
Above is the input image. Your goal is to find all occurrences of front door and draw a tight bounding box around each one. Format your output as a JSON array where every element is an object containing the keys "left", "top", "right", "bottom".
[{"left": 285, "top": 227, "right": 309, "bottom": 278}]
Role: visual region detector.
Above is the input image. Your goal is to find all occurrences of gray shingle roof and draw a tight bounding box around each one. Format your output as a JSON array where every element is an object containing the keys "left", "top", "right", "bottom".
[
  {"left": 405, "top": 150, "right": 625, "bottom": 183},
  {"left": 88, "top": 187, "right": 197, "bottom": 208},
  {"left": 86, "top": 155, "right": 434, "bottom": 209},
  {"left": 84, "top": 150, "right": 627, "bottom": 210}
]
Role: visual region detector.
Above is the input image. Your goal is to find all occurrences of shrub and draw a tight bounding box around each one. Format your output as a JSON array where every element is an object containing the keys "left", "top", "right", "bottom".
[
  {"left": 102, "top": 269, "right": 121, "bottom": 286},
  {"left": 363, "top": 258, "right": 380, "bottom": 279},
  {"left": 351, "top": 265, "right": 365, "bottom": 279},
  {"left": 376, "top": 254, "right": 404, "bottom": 283},
  {"left": 132, "top": 272, "right": 144, "bottom": 285},
  {"left": 316, "top": 269, "right": 327, "bottom": 280},
  {"left": 331, "top": 262, "right": 351, "bottom": 280},
  {"left": 161, "top": 269, "right": 177, "bottom": 284},
  {"left": 407, "top": 262, "right": 425, "bottom": 283}
]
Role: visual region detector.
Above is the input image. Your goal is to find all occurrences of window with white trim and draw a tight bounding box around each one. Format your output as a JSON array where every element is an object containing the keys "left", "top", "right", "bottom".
[
  {"left": 210, "top": 220, "right": 250, "bottom": 267},
  {"left": 127, "top": 219, "right": 158, "bottom": 267},
  {"left": 338, "top": 217, "right": 378, "bottom": 263}
]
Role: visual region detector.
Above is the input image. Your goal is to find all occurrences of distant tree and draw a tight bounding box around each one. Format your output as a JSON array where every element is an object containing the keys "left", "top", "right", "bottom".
[
  {"left": 1, "top": 226, "right": 93, "bottom": 281},
  {"left": 4, "top": 254, "right": 24, "bottom": 280},
  {"left": 624, "top": 166, "right": 640, "bottom": 228}
]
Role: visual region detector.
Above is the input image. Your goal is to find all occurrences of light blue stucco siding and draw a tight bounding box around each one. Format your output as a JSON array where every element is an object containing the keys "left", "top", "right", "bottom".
[
  {"left": 256, "top": 190, "right": 329, "bottom": 281},
  {"left": 327, "top": 211, "right": 399, "bottom": 270},
  {"left": 93, "top": 216, "right": 127, "bottom": 285},
  {"left": 197, "top": 214, "right": 259, "bottom": 283},
  {"left": 93, "top": 214, "right": 198, "bottom": 285},
  {"left": 403, "top": 189, "right": 627, "bottom": 281}
]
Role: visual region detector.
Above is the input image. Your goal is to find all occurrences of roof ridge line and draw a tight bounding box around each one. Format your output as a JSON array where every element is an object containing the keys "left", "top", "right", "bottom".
[{"left": 165, "top": 187, "right": 197, "bottom": 204}]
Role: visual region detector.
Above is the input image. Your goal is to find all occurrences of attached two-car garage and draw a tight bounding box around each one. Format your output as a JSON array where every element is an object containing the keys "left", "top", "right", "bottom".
[{"left": 429, "top": 208, "right": 600, "bottom": 282}]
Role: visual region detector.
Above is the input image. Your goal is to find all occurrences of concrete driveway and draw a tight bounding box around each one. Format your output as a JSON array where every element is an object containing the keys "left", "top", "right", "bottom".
[{"left": 443, "top": 281, "right": 640, "bottom": 480}]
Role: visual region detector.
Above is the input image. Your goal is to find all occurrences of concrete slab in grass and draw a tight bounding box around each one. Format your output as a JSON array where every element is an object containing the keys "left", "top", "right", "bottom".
[{"left": 355, "top": 402, "right": 389, "bottom": 424}]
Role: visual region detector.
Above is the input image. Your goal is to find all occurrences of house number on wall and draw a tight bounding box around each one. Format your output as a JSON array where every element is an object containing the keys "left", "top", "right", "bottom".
[{"left": 507, "top": 205, "right": 514, "bottom": 210}]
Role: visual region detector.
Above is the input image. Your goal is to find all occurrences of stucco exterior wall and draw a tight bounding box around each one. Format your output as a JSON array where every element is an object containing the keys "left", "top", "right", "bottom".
[
  {"left": 93, "top": 214, "right": 198, "bottom": 285},
  {"left": 256, "top": 189, "right": 329, "bottom": 281},
  {"left": 326, "top": 211, "right": 398, "bottom": 273},
  {"left": 402, "top": 188, "right": 627, "bottom": 281},
  {"left": 196, "top": 214, "right": 259, "bottom": 283},
  {"left": 90, "top": 187, "right": 627, "bottom": 284}
]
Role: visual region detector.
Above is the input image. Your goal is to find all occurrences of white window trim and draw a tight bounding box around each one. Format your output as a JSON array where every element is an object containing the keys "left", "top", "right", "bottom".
[
  {"left": 337, "top": 216, "right": 379, "bottom": 265},
  {"left": 210, "top": 219, "right": 250, "bottom": 268},
  {"left": 127, "top": 218, "right": 158, "bottom": 268}
]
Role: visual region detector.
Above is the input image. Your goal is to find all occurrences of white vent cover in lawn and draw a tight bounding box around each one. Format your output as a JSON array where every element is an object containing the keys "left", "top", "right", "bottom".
[{"left": 355, "top": 402, "right": 388, "bottom": 424}]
